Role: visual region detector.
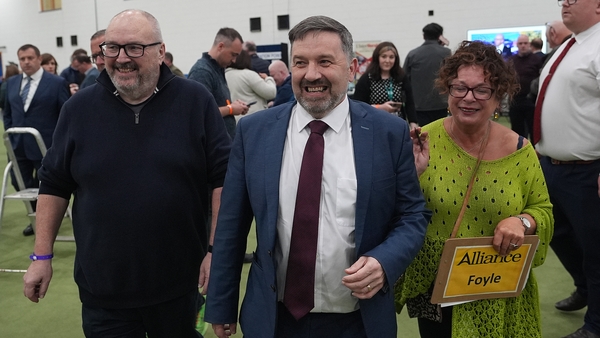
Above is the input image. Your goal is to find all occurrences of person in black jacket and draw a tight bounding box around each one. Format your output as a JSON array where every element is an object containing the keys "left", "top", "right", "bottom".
[
  {"left": 22, "top": 9, "right": 231, "bottom": 338},
  {"left": 353, "top": 41, "right": 418, "bottom": 129}
]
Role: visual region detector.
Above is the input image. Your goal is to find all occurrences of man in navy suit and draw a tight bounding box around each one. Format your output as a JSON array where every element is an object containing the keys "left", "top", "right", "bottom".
[
  {"left": 3, "top": 44, "right": 69, "bottom": 235},
  {"left": 206, "top": 16, "right": 431, "bottom": 338}
]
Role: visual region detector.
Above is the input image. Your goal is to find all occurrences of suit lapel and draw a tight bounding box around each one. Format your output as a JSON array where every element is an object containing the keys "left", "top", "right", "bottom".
[
  {"left": 28, "top": 72, "right": 49, "bottom": 109},
  {"left": 264, "top": 105, "right": 293, "bottom": 246},
  {"left": 349, "top": 101, "right": 373, "bottom": 253}
]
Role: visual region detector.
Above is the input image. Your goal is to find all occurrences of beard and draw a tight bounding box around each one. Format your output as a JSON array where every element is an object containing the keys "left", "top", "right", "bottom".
[
  {"left": 108, "top": 61, "right": 159, "bottom": 102},
  {"left": 295, "top": 78, "right": 346, "bottom": 118}
]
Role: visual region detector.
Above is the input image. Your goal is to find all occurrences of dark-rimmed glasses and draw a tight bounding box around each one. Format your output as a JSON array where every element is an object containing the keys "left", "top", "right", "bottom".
[
  {"left": 100, "top": 42, "right": 161, "bottom": 58},
  {"left": 558, "top": 0, "right": 577, "bottom": 6},
  {"left": 449, "top": 85, "right": 494, "bottom": 100}
]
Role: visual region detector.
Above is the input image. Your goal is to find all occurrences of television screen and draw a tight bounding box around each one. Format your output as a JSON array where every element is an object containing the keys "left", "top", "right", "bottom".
[{"left": 467, "top": 25, "right": 547, "bottom": 60}]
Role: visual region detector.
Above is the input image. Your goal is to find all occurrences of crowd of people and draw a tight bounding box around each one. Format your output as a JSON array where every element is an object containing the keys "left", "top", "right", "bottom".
[{"left": 0, "top": 0, "right": 598, "bottom": 337}]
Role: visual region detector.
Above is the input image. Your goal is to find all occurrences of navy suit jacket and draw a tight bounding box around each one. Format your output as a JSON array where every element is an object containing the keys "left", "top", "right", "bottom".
[
  {"left": 206, "top": 99, "right": 431, "bottom": 338},
  {"left": 80, "top": 67, "right": 101, "bottom": 89},
  {"left": 3, "top": 71, "right": 69, "bottom": 160}
]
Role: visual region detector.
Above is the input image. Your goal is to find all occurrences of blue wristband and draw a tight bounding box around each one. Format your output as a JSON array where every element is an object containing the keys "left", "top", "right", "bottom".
[{"left": 29, "top": 253, "right": 54, "bottom": 261}]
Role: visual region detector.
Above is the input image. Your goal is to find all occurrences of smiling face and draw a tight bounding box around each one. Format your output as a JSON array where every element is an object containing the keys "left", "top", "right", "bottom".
[
  {"left": 290, "top": 31, "right": 357, "bottom": 118},
  {"left": 104, "top": 11, "right": 165, "bottom": 103},
  {"left": 448, "top": 65, "right": 499, "bottom": 128},
  {"left": 378, "top": 49, "right": 396, "bottom": 74}
]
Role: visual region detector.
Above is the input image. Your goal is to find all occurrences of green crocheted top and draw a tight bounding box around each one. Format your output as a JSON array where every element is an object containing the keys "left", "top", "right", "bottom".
[{"left": 395, "top": 119, "right": 554, "bottom": 337}]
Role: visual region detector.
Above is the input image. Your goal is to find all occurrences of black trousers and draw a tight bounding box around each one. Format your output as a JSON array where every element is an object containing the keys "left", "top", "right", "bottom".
[
  {"left": 541, "top": 157, "right": 600, "bottom": 335},
  {"left": 508, "top": 97, "right": 535, "bottom": 139},
  {"left": 417, "top": 305, "right": 453, "bottom": 338},
  {"left": 82, "top": 289, "right": 202, "bottom": 338},
  {"left": 276, "top": 302, "right": 367, "bottom": 338}
]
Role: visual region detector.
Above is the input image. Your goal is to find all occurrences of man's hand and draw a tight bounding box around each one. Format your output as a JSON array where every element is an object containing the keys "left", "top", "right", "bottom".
[
  {"left": 341, "top": 256, "right": 385, "bottom": 299},
  {"left": 199, "top": 253, "right": 211, "bottom": 295},
  {"left": 231, "top": 100, "right": 249, "bottom": 116},
  {"left": 23, "top": 260, "right": 53, "bottom": 302},
  {"left": 212, "top": 323, "right": 237, "bottom": 338}
]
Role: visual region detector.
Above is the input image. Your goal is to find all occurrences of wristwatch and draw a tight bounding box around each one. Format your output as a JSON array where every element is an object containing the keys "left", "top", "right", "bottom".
[{"left": 514, "top": 215, "right": 531, "bottom": 233}]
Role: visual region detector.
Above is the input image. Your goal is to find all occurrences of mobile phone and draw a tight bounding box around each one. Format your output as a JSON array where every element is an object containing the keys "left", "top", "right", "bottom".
[{"left": 247, "top": 101, "right": 257, "bottom": 106}]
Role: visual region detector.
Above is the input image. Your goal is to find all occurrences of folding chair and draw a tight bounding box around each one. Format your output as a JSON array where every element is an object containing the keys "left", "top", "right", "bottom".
[{"left": 0, "top": 127, "right": 72, "bottom": 241}]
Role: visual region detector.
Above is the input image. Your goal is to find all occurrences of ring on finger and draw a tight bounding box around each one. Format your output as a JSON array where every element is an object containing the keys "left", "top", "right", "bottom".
[
  {"left": 366, "top": 284, "right": 372, "bottom": 291},
  {"left": 509, "top": 242, "right": 519, "bottom": 249}
]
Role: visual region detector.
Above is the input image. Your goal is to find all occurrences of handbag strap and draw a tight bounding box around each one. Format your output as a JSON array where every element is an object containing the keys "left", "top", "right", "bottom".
[{"left": 449, "top": 121, "right": 491, "bottom": 239}]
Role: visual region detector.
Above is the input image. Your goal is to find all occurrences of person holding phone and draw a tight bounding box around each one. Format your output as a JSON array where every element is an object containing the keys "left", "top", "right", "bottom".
[
  {"left": 225, "top": 50, "right": 276, "bottom": 120},
  {"left": 353, "top": 41, "right": 418, "bottom": 129}
]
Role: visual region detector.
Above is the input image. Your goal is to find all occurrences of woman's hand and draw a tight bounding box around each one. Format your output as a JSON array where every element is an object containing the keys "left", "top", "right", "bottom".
[
  {"left": 410, "top": 127, "right": 429, "bottom": 176},
  {"left": 493, "top": 216, "right": 531, "bottom": 256},
  {"left": 374, "top": 101, "right": 398, "bottom": 114}
]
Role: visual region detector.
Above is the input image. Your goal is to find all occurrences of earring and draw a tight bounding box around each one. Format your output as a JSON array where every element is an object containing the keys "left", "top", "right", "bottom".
[
  {"left": 447, "top": 107, "right": 451, "bottom": 116},
  {"left": 493, "top": 109, "right": 499, "bottom": 120}
]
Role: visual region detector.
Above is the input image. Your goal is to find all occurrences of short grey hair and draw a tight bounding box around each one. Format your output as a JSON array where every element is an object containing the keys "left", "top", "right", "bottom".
[
  {"left": 288, "top": 16, "right": 354, "bottom": 62},
  {"left": 111, "top": 9, "right": 163, "bottom": 42}
]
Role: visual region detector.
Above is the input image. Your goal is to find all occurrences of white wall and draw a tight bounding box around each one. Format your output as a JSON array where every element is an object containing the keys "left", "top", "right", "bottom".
[{"left": 0, "top": 0, "right": 562, "bottom": 75}]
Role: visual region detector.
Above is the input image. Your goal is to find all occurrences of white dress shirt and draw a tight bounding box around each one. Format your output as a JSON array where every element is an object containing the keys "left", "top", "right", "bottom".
[
  {"left": 536, "top": 21, "right": 600, "bottom": 161},
  {"left": 21, "top": 67, "right": 44, "bottom": 113},
  {"left": 277, "top": 96, "right": 359, "bottom": 313}
]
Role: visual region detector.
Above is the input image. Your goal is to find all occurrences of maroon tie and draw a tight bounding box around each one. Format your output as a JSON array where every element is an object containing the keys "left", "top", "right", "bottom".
[
  {"left": 283, "top": 120, "right": 329, "bottom": 321},
  {"left": 533, "top": 37, "right": 576, "bottom": 145}
]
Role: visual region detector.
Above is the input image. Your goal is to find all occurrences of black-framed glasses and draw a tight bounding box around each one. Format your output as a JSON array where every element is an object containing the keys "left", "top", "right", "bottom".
[
  {"left": 449, "top": 85, "right": 495, "bottom": 100},
  {"left": 100, "top": 42, "right": 161, "bottom": 58},
  {"left": 558, "top": 0, "right": 577, "bottom": 6}
]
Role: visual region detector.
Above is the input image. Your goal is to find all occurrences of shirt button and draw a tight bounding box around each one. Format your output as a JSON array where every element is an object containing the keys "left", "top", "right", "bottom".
[{"left": 271, "top": 285, "right": 276, "bottom": 292}]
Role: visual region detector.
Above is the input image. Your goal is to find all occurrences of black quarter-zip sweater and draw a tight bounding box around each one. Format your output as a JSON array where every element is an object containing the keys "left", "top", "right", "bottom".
[{"left": 38, "top": 63, "right": 231, "bottom": 309}]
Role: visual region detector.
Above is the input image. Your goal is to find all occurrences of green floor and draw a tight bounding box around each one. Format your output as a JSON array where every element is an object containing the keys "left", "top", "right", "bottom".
[{"left": 0, "top": 118, "right": 586, "bottom": 337}]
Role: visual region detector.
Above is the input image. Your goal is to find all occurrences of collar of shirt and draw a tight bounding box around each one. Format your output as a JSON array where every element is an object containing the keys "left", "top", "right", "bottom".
[
  {"left": 23, "top": 67, "right": 44, "bottom": 84},
  {"left": 573, "top": 20, "right": 600, "bottom": 45},
  {"left": 294, "top": 95, "right": 350, "bottom": 134}
]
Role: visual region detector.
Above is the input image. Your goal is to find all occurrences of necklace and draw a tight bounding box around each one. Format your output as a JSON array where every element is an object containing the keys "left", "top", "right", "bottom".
[{"left": 448, "top": 119, "right": 491, "bottom": 154}]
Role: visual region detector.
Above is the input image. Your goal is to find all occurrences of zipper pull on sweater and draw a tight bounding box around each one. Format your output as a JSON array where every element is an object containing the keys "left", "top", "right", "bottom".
[{"left": 134, "top": 111, "right": 140, "bottom": 124}]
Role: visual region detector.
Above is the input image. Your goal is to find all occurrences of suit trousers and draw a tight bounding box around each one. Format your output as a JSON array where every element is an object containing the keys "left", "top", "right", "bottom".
[
  {"left": 508, "top": 97, "right": 535, "bottom": 139},
  {"left": 276, "top": 302, "right": 367, "bottom": 338},
  {"left": 82, "top": 289, "right": 202, "bottom": 338},
  {"left": 541, "top": 156, "right": 600, "bottom": 335}
]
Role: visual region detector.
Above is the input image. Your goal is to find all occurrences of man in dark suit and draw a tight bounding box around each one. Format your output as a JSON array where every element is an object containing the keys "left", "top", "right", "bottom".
[
  {"left": 3, "top": 44, "right": 69, "bottom": 235},
  {"left": 206, "top": 16, "right": 431, "bottom": 338}
]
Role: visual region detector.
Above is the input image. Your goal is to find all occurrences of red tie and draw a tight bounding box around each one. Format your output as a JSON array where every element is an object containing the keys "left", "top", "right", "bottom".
[
  {"left": 533, "top": 37, "right": 576, "bottom": 145},
  {"left": 283, "top": 120, "right": 329, "bottom": 321}
]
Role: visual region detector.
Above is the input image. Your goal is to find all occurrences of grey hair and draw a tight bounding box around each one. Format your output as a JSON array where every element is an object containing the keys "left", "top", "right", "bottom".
[
  {"left": 110, "top": 9, "right": 163, "bottom": 42},
  {"left": 288, "top": 16, "right": 354, "bottom": 62}
]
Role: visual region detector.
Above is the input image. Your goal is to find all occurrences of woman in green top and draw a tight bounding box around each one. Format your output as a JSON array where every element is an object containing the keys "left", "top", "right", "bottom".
[{"left": 396, "top": 41, "right": 554, "bottom": 337}]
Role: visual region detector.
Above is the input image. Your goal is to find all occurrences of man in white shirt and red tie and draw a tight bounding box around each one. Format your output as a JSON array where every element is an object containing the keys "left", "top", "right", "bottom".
[{"left": 534, "top": 0, "right": 600, "bottom": 337}]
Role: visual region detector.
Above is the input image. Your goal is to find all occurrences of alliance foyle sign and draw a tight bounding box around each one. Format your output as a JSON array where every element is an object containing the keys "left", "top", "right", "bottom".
[{"left": 431, "top": 236, "right": 539, "bottom": 304}]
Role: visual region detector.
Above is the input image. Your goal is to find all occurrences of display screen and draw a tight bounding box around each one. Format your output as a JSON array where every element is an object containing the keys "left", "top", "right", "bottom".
[{"left": 467, "top": 25, "right": 547, "bottom": 59}]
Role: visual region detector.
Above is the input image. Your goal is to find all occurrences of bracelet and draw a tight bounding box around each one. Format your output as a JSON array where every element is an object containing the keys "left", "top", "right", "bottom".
[
  {"left": 29, "top": 253, "right": 54, "bottom": 261},
  {"left": 227, "top": 105, "right": 233, "bottom": 115},
  {"left": 207, "top": 245, "right": 213, "bottom": 253}
]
